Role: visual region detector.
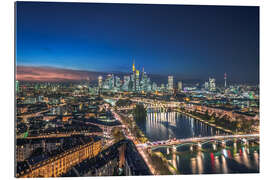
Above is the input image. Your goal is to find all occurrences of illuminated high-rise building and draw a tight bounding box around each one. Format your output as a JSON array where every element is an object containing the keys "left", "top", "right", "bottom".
[
  {"left": 204, "top": 81, "right": 209, "bottom": 90},
  {"left": 140, "top": 68, "right": 149, "bottom": 91},
  {"left": 146, "top": 78, "right": 152, "bottom": 92},
  {"left": 131, "top": 74, "right": 135, "bottom": 91},
  {"left": 123, "top": 75, "right": 130, "bottom": 91},
  {"left": 98, "top": 76, "right": 103, "bottom": 89},
  {"left": 161, "top": 84, "right": 165, "bottom": 91},
  {"left": 136, "top": 70, "right": 140, "bottom": 91},
  {"left": 131, "top": 60, "right": 141, "bottom": 92},
  {"left": 168, "top": 76, "right": 174, "bottom": 91},
  {"left": 178, "top": 81, "right": 182, "bottom": 92},
  {"left": 103, "top": 77, "right": 109, "bottom": 89},
  {"left": 115, "top": 76, "right": 121, "bottom": 88},
  {"left": 209, "top": 77, "right": 216, "bottom": 91},
  {"left": 16, "top": 80, "right": 19, "bottom": 92},
  {"left": 132, "top": 60, "right": 136, "bottom": 73},
  {"left": 103, "top": 74, "right": 114, "bottom": 90},
  {"left": 132, "top": 60, "right": 136, "bottom": 91},
  {"left": 152, "top": 82, "right": 157, "bottom": 91},
  {"left": 110, "top": 74, "right": 115, "bottom": 88}
]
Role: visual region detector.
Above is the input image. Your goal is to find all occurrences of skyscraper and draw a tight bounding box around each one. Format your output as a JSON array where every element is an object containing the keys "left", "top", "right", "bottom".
[
  {"left": 98, "top": 76, "right": 103, "bottom": 89},
  {"left": 209, "top": 77, "right": 216, "bottom": 91},
  {"left": 110, "top": 74, "right": 115, "bottom": 89},
  {"left": 115, "top": 76, "right": 121, "bottom": 88},
  {"left": 16, "top": 80, "right": 19, "bottom": 92},
  {"left": 146, "top": 77, "right": 152, "bottom": 92},
  {"left": 204, "top": 81, "right": 209, "bottom": 90},
  {"left": 161, "top": 84, "right": 165, "bottom": 91},
  {"left": 132, "top": 60, "right": 135, "bottom": 73},
  {"left": 168, "top": 76, "right": 174, "bottom": 91},
  {"left": 103, "top": 74, "right": 114, "bottom": 90},
  {"left": 140, "top": 68, "right": 149, "bottom": 92},
  {"left": 132, "top": 60, "right": 136, "bottom": 92},
  {"left": 123, "top": 75, "right": 130, "bottom": 91},
  {"left": 152, "top": 82, "right": 157, "bottom": 91},
  {"left": 136, "top": 70, "right": 140, "bottom": 91},
  {"left": 178, "top": 81, "right": 182, "bottom": 92}
]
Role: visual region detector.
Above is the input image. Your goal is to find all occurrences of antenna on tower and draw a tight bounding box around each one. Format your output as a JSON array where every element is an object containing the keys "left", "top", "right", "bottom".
[{"left": 224, "top": 72, "right": 227, "bottom": 88}]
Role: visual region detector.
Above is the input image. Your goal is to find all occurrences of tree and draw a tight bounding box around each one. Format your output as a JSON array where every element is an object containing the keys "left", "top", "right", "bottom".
[
  {"left": 202, "top": 110, "right": 211, "bottom": 121},
  {"left": 116, "top": 99, "right": 133, "bottom": 107},
  {"left": 133, "top": 104, "right": 147, "bottom": 123},
  {"left": 236, "top": 121, "right": 242, "bottom": 130},
  {"left": 111, "top": 127, "right": 125, "bottom": 143},
  {"left": 210, "top": 116, "right": 215, "bottom": 123}
]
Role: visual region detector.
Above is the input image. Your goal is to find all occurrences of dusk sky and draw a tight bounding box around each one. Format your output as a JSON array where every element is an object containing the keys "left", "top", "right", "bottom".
[{"left": 16, "top": 2, "right": 259, "bottom": 83}]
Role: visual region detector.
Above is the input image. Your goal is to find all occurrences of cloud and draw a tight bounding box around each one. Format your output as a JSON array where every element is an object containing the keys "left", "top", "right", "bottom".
[{"left": 16, "top": 66, "right": 101, "bottom": 82}]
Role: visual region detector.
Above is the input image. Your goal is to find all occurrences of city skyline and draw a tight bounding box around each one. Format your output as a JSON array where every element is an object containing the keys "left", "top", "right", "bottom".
[
  {"left": 15, "top": 2, "right": 260, "bottom": 177},
  {"left": 16, "top": 64, "right": 250, "bottom": 85},
  {"left": 16, "top": 2, "right": 259, "bottom": 83}
]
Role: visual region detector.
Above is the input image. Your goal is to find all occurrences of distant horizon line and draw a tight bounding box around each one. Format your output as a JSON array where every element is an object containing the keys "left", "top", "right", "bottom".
[{"left": 15, "top": 65, "right": 259, "bottom": 84}]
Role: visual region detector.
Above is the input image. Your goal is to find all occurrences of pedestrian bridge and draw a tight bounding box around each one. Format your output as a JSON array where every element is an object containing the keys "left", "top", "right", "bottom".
[{"left": 139, "top": 134, "right": 259, "bottom": 150}]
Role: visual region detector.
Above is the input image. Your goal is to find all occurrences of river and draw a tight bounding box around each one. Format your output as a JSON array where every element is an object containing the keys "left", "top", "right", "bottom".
[{"left": 137, "top": 109, "right": 259, "bottom": 174}]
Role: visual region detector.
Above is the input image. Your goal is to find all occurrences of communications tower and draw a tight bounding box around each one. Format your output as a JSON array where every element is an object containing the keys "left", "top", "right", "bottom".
[{"left": 224, "top": 72, "right": 227, "bottom": 88}]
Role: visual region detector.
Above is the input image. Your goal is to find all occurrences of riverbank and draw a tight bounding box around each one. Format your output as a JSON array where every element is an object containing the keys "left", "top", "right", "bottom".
[
  {"left": 113, "top": 110, "right": 158, "bottom": 175},
  {"left": 175, "top": 109, "right": 234, "bottom": 134},
  {"left": 149, "top": 151, "right": 177, "bottom": 175},
  {"left": 116, "top": 111, "right": 148, "bottom": 144}
]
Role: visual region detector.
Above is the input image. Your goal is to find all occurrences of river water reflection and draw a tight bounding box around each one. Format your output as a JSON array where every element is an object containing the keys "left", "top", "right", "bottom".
[
  {"left": 139, "top": 109, "right": 228, "bottom": 141},
  {"left": 137, "top": 109, "right": 259, "bottom": 174}
]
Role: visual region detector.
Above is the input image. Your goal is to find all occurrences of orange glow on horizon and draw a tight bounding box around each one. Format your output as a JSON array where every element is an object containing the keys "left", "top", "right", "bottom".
[{"left": 16, "top": 66, "right": 96, "bottom": 82}]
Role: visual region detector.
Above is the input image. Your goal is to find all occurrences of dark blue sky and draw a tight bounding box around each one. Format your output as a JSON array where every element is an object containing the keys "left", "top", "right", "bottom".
[{"left": 16, "top": 2, "right": 259, "bottom": 83}]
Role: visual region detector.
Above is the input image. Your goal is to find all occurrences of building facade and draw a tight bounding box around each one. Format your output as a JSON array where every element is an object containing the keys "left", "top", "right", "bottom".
[
  {"left": 178, "top": 81, "right": 182, "bottom": 92},
  {"left": 168, "top": 76, "right": 174, "bottom": 92},
  {"left": 17, "top": 138, "right": 102, "bottom": 178}
]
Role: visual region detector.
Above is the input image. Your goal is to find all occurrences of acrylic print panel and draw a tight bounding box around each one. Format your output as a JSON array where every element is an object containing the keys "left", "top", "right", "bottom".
[{"left": 15, "top": 1, "right": 259, "bottom": 177}]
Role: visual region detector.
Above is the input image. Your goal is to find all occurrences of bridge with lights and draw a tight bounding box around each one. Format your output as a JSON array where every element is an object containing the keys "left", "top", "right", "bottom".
[
  {"left": 136, "top": 133, "right": 259, "bottom": 173},
  {"left": 115, "top": 98, "right": 180, "bottom": 111},
  {"left": 138, "top": 134, "right": 259, "bottom": 151}
]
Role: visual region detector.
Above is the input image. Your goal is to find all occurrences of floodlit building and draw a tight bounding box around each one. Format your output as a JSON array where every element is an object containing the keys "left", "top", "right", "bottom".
[
  {"left": 135, "top": 70, "right": 140, "bottom": 92},
  {"left": 115, "top": 76, "right": 121, "bottom": 89},
  {"left": 16, "top": 136, "right": 102, "bottom": 178},
  {"left": 16, "top": 80, "right": 19, "bottom": 92},
  {"left": 168, "top": 76, "right": 174, "bottom": 91},
  {"left": 103, "top": 74, "right": 115, "bottom": 90},
  {"left": 209, "top": 77, "right": 216, "bottom": 92},
  {"left": 178, "top": 81, "right": 182, "bottom": 92},
  {"left": 98, "top": 76, "right": 103, "bottom": 89},
  {"left": 132, "top": 61, "right": 136, "bottom": 92},
  {"left": 204, "top": 81, "right": 209, "bottom": 90},
  {"left": 122, "top": 75, "right": 130, "bottom": 91}
]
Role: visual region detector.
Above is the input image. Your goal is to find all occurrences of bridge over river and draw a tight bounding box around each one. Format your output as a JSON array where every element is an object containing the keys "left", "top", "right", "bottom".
[
  {"left": 137, "top": 134, "right": 259, "bottom": 174},
  {"left": 138, "top": 134, "right": 259, "bottom": 151}
]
